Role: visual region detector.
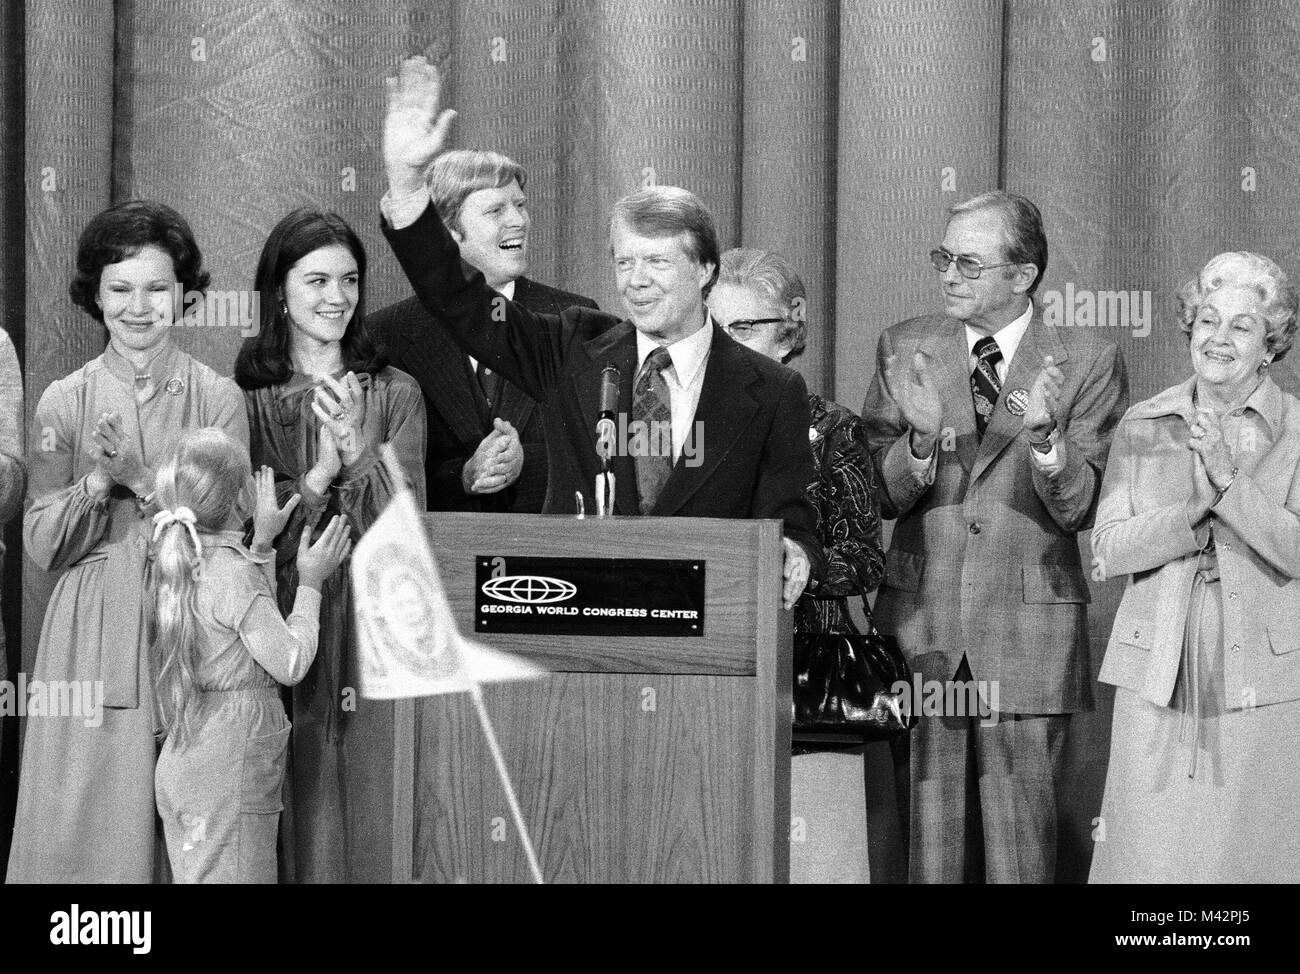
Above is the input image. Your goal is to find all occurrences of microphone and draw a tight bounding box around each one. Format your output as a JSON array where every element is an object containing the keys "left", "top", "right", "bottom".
[{"left": 596, "top": 364, "right": 619, "bottom": 461}]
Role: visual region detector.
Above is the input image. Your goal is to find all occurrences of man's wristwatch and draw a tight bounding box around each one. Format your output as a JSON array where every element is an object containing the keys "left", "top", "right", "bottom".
[{"left": 1029, "top": 424, "right": 1060, "bottom": 454}]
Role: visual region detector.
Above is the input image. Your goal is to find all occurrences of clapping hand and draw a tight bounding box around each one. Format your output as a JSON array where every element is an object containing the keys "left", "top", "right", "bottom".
[
  {"left": 463, "top": 418, "right": 524, "bottom": 495},
  {"left": 383, "top": 55, "right": 457, "bottom": 197},
  {"left": 251, "top": 465, "right": 301, "bottom": 551},
  {"left": 295, "top": 514, "right": 353, "bottom": 591},
  {"left": 87, "top": 411, "right": 150, "bottom": 497},
  {"left": 882, "top": 350, "right": 944, "bottom": 456},
  {"left": 303, "top": 416, "right": 344, "bottom": 498},
  {"left": 310, "top": 372, "right": 367, "bottom": 466},
  {"left": 1187, "top": 408, "right": 1235, "bottom": 520},
  {"left": 1024, "top": 354, "right": 1065, "bottom": 437}
]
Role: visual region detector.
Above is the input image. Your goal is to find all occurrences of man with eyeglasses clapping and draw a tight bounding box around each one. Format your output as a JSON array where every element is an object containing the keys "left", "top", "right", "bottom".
[{"left": 860, "top": 191, "right": 1128, "bottom": 884}]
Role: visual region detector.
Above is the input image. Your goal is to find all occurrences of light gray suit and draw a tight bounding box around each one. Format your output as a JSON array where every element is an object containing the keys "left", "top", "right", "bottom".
[{"left": 862, "top": 310, "right": 1128, "bottom": 882}]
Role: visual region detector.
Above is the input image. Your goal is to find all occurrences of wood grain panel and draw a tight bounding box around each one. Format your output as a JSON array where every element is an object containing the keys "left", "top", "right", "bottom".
[
  {"left": 753, "top": 518, "right": 790, "bottom": 883},
  {"left": 404, "top": 514, "right": 789, "bottom": 883},
  {"left": 414, "top": 674, "right": 756, "bottom": 883},
  {"left": 426, "top": 513, "right": 766, "bottom": 674}
]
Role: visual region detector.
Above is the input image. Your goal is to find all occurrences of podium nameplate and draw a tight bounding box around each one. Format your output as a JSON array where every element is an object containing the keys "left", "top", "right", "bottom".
[{"left": 474, "top": 555, "right": 705, "bottom": 637}]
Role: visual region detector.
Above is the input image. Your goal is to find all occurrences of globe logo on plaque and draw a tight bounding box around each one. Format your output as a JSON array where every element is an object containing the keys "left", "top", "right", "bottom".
[{"left": 481, "top": 575, "right": 578, "bottom": 604}]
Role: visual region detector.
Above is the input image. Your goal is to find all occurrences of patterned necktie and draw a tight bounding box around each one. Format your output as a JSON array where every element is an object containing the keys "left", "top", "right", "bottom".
[
  {"left": 970, "top": 336, "right": 1002, "bottom": 438},
  {"left": 633, "top": 347, "right": 674, "bottom": 514}
]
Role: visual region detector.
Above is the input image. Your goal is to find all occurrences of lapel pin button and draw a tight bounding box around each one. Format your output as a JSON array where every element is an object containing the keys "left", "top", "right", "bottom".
[{"left": 1006, "top": 388, "right": 1029, "bottom": 416}]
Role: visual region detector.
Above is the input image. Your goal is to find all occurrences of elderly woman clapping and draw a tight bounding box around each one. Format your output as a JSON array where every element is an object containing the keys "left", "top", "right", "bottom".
[{"left": 1089, "top": 251, "right": 1300, "bottom": 883}]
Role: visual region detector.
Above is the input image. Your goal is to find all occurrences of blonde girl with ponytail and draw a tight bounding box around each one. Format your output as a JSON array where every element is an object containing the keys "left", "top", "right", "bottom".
[{"left": 149, "top": 427, "right": 351, "bottom": 883}]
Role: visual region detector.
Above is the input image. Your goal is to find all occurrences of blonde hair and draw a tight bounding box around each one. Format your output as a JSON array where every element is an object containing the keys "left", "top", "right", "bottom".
[
  {"left": 1176, "top": 252, "right": 1299, "bottom": 362},
  {"left": 426, "top": 149, "right": 527, "bottom": 235},
  {"left": 149, "top": 427, "right": 250, "bottom": 745}
]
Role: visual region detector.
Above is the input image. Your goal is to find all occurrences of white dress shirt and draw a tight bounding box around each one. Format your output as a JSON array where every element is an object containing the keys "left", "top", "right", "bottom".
[
  {"left": 381, "top": 186, "right": 435, "bottom": 229},
  {"left": 965, "top": 302, "right": 1032, "bottom": 385}
]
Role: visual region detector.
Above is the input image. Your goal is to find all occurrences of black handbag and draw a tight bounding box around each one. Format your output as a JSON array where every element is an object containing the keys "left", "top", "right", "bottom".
[{"left": 792, "top": 621, "right": 916, "bottom": 745}]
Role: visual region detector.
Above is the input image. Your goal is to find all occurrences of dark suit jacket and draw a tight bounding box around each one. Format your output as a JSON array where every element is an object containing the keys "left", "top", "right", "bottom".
[
  {"left": 861, "top": 312, "right": 1128, "bottom": 713},
  {"left": 369, "top": 277, "right": 599, "bottom": 512},
  {"left": 381, "top": 202, "right": 823, "bottom": 574}
]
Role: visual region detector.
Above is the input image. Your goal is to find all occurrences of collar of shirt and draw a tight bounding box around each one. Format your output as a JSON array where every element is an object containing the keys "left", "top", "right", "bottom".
[
  {"left": 1133, "top": 372, "right": 1284, "bottom": 438},
  {"left": 276, "top": 367, "right": 372, "bottom": 400},
  {"left": 199, "top": 529, "right": 271, "bottom": 564},
  {"left": 965, "top": 301, "right": 1033, "bottom": 377},
  {"left": 635, "top": 314, "right": 714, "bottom": 388},
  {"left": 102, "top": 338, "right": 181, "bottom": 391}
]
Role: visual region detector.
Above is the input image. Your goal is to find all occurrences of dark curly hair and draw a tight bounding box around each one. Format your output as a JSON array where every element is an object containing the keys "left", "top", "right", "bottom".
[
  {"left": 235, "top": 207, "right": 386, "bottom": 389},
  {"left": 68, "top": 200, "right": 210, "bottom": 322}
]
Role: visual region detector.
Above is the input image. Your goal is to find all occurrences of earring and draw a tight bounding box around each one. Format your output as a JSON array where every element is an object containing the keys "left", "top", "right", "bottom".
[{"left": 279, "top": 300, "right": 289, "bottom": 318}]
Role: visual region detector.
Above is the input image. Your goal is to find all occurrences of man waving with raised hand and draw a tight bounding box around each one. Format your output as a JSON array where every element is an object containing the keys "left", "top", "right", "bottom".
[{"left": 379, "top": 56, "right": 821, "bottom": 608}]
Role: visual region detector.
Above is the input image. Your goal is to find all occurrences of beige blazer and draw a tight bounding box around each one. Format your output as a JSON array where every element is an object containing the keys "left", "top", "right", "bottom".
[{"left": 1093, "top": 374, "right": 1300, "bottom": 710}]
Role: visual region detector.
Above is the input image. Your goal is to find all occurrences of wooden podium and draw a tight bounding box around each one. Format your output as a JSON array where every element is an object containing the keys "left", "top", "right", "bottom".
[{"left": 389, "top": 513, "right": 792, "bottom": 883}]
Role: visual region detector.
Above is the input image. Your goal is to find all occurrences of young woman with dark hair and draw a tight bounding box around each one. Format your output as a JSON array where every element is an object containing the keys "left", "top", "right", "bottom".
[{"left": 235, "top": 207, "right": 426, "bottom": 883}]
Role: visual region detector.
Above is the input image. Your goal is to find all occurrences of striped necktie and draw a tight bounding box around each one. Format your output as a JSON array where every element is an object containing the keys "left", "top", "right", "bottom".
[{"left": 971, "top": 336, "right": 1002, "bottom": 438}]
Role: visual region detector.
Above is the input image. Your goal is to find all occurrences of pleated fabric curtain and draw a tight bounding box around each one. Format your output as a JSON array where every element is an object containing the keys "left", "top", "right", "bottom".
[
  {"left": 0, "top": 0, "right": 25, "bottom": 875},
  {"left": 21, "top": 0, "right": 125, "bottom": 721},
  {"left": 1002, "top": 0, "right": 1300, "bottom": 881},
  {"left": 20, "top": 0, "right": 849, "bottom": 669},
  {"left": 18, "top": 0, "right": 1300, "bottom": 881},
  {"left": 834, "top": 0, "right": 1004, "bottom": 411}
]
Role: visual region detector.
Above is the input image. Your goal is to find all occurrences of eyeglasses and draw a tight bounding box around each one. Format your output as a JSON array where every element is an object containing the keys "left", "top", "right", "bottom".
[
  {"left": 929, "top": 247, "right": 1018, "bottom": 280},
  {"left": 722, "top": 317, "right": 785, "bottom": 338}
]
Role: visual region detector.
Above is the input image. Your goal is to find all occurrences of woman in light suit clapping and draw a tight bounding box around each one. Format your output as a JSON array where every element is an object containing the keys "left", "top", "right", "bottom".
[{"left": 1090, "top": 251, "right": 1300, "bottom": 883}]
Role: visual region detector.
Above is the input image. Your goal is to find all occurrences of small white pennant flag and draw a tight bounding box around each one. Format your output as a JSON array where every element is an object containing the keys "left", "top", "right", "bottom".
[{"left": 352, "top": 447, "right": 543, "bottom": 699}]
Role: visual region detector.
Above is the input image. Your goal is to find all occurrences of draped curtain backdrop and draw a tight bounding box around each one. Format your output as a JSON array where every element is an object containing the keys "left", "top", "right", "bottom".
[
  {"left": 18, "top": 0, "right": 1300, "bottom": 881},
  {"left": 0, "top": 0, "right": 24, "bottom": 874}
]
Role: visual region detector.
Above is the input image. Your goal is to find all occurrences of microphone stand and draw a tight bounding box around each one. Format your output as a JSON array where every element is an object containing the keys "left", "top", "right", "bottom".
[{"left": 595, "top": 424, "right": 615, "bottom": 517}]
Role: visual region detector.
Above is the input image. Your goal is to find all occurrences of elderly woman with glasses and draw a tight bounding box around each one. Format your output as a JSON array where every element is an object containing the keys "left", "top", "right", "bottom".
[
  {"left": 708, "top": 247, "right": 885, "bottom": 882},
  {"left": 709, "top": 249, "right": 884, "bottom": 634},
  {"left": 1089, "top": 252, "right": 1300, "bottom": 883}
]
